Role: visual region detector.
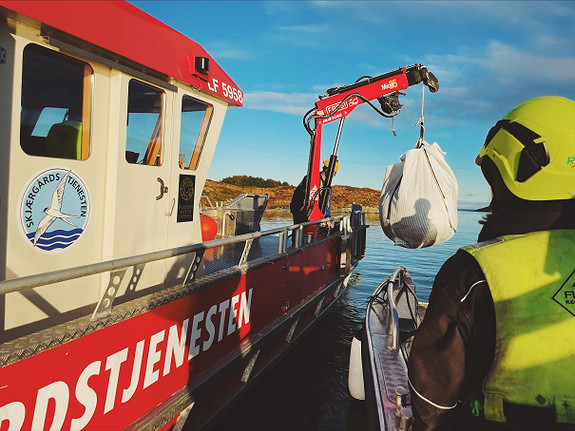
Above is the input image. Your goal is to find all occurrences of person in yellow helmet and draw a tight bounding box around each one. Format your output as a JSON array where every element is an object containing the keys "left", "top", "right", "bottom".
[
  {"left": 290, "top": 158, "right": 339, "bottom": 224},
  {"left": 408, "top": 96, "right": 575, "bottom": 431}
]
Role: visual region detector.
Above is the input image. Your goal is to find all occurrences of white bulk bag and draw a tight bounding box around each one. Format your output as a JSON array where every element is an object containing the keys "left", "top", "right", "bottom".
[{"left": 379, "top": 140, "right": 458, "bottom": 248}]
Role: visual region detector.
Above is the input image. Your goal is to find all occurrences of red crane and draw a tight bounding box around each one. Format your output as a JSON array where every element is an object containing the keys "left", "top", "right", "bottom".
[{"left": 302, "top": 65, "right": 439, "bottom": 222}]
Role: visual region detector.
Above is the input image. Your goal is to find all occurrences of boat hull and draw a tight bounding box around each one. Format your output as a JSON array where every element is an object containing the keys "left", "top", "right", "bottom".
[{"left": 0, "top": 231, "right": 361, "bottom": 430}]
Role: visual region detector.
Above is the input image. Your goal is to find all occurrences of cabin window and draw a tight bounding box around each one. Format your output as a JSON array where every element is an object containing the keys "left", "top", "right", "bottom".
[
  {"left": 179, "top": 95, "right": 213, "bottom": 170},
  {"left": 20, "top": 44, "right": 92, "bottom": 160},
  {"left": 125, "top": 80, "right": 164, "bottom": 166}
]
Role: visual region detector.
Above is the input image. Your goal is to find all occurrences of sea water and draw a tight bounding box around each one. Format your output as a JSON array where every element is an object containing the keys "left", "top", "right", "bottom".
[{"left": 213, "top": 210, "right": 484, "bottom": 430}]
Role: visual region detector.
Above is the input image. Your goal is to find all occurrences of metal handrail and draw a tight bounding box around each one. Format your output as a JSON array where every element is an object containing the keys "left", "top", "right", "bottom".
[
  {"left": 0, "top": 215, "right": 349, "bottom": 296},
  {"left": 387, "top": 267, "right": 403, "bottom": 351}
]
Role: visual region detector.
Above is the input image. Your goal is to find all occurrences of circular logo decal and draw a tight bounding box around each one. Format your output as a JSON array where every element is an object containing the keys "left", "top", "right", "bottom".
[
  {"left": 20, "top": 169, "right": 90, "bottom": 252},
  {"left": 180, "top": 177, "right": 195, "bottom": 201}
]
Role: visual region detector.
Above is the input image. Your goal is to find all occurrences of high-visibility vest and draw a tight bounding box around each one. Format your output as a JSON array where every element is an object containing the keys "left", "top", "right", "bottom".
[{"left": 462, "top": 230, "right": 575, "bottom": 424}]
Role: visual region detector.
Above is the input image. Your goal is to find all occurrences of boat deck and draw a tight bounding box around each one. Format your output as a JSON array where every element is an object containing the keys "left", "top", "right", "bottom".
[
  {"left": 203, "top": 234, "right": 284, "bottom": 275},
  {"left": 202, "top": 227, "right": 338, "bottom": 276}
]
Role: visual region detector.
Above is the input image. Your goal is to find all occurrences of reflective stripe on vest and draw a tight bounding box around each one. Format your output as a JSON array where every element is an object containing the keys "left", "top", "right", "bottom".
[{"left": 462, "top": 230, "right": 575, "bottom": 424}]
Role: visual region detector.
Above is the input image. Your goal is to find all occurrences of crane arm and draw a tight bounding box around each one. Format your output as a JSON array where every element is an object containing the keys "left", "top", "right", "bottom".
[{"left": 302, "top": 64, "right": 439, "bottom": 222}]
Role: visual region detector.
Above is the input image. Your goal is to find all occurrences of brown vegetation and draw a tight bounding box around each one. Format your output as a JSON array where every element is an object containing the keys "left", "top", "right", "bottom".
[{"left": 201, "top": 179, "right": 381, "bottom": 213}]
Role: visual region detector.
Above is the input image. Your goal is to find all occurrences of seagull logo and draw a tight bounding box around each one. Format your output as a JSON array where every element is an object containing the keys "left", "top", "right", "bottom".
[
  {"left": 21, "top": 168, "right": 90, "bottom": 252},
  {"left": 33, "top": 171, "right": 80, "bottom": 246}
]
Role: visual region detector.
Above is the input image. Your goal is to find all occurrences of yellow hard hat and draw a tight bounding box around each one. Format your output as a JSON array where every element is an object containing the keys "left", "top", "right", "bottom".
[
  {"left": 323, "top": 158, "right": 339, "bottom": 173},
  {"left": 479, "top": 96, "right": 575, "bottom": 201}
]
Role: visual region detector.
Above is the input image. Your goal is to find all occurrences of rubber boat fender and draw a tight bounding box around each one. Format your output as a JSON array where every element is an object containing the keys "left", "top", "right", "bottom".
[
  {"left": 348, "top": 326, "right": 366, "bottom": 401},
  {"left": 200, "top": 213, "right": 218, "bottom": 241}
]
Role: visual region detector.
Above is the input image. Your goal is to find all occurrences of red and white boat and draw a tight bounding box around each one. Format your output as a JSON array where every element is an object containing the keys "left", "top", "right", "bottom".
[{"left": 0, "top": 2, "right": 437, "bottom": 429}]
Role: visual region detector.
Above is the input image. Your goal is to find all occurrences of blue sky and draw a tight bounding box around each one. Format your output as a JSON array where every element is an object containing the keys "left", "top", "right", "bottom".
[{"left": 133, "top": 1, "right": 575, "bottom": 208}]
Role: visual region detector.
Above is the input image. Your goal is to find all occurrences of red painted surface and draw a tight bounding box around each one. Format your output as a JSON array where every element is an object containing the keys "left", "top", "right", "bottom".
[
  {"left": 0, "top": 240, "right": 340, "bottom": 430},
  {"left": 0, "top": 0, "right": 243, "bottom": 106},
  {"left": 314, "top": 70, "right": 409, "bottom": 125}
]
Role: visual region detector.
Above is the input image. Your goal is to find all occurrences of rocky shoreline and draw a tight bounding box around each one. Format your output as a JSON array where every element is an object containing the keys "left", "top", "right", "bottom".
[
  {"left": 202, "top": 179, "right": 381, "bottom": 213},
  {"left": 202, "top": 179, "right": 488, "bottom": 215}
]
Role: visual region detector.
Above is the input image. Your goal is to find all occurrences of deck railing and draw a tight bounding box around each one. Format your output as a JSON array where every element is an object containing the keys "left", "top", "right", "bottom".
[{"left": 0, "top": 215, "right": 353, "bottom": 319}]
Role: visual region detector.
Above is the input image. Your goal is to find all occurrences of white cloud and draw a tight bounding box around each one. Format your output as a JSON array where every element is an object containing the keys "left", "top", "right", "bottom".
[
  {"left": 205, "top": 41, "right": 255, "bottom": 61},
  {"left": 243, "top": 35, "right": 575, "bottom": 129},
  {"left": 277, "top": 25, "right": 328, "bottom": 33},
  {"left": 479, "top": 41, "right": 575, "bottom": 86},
  {"left": 244, "top": 91, "right": 317, "bottom": 115},
  {"left": 263, "top": 1, "right": 298, "bottom": 17},
  {"left": 454, "top": 1, "right": 574, "bottom": 27},
  {"left": 310, "top": 1, "right": 574, "bottom": 31},
  {"left": 438, "top": 87, "right": 473, "bottom": 98},
  {"left": 422, "top": 39, "right": 575, "bottom": 125}
]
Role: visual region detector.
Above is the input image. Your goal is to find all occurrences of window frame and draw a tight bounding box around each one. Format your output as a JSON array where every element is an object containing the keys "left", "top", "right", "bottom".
[
  {"left": 179, "top": 94, "right": 213, "bottom": 171},
  {"left": 19, "top": 43, "right": 93, "bottom": 161},
  {"left": 125, "top": 79, "right": 165, "bottom": 167}
]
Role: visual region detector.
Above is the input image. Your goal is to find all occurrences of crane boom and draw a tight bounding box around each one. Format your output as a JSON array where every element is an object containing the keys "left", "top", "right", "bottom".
[{"left": 302, "top": 64, "right": 439, "bottom": 222}]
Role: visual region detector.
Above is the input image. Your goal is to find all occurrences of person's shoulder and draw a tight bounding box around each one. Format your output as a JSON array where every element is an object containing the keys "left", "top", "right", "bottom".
[
  {"left": 439, "top": 247, "right": 483, "bottom": 275},
  {"left": 434, "top": 248, "right": 486, "bottom": 300}
]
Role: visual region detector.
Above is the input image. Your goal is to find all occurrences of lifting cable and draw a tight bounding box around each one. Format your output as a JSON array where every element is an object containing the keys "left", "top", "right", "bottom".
[{"left": 415, "top": 83, "right": 426, "bottom": 148}]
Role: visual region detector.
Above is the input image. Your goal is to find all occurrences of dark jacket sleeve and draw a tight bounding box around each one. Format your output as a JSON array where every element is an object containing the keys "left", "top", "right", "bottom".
[
  {"left": 408, "top": 249, "right": 496, "bottom": 431},
  {"left": 290, "top": 176, "right": 307, "bottom": 223}
]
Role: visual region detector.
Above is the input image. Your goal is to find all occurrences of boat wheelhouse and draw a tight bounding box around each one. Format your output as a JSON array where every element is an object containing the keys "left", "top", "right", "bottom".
[{"left": 0, "top": 2, "right": 367, "bottom": 430}]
